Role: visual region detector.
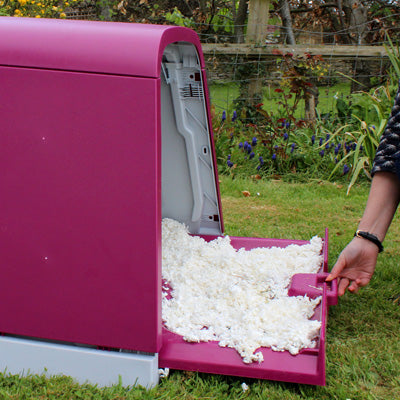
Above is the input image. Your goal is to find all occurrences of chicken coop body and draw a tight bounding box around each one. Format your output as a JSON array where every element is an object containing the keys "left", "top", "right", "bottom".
[{"left": 0, "top": 17, "right": 337, "bottom": 387}]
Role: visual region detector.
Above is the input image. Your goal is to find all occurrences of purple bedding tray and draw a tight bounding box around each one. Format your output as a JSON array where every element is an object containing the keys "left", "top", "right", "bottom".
[{"left": 159, "top": 231, "right": 337, "bottom": 386}]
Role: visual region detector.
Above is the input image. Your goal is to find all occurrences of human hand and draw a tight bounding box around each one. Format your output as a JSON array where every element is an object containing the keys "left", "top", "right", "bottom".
[{"left": 326, "top": 237, "right": 379, "bottom": 296}]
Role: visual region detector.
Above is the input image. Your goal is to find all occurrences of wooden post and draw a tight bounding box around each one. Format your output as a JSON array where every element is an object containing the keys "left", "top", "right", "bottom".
[
  {"left": 304, "top": 84, "right": 319, "bottom": 123},
  {"left": 245, "top": 0, "right": 271, "bottom": 101},
  {"left": 304, "top": 92, "right": 316, "bottom": 122},
  {"left": 246, "top": 0, "right": 271, "bottom": 43}
]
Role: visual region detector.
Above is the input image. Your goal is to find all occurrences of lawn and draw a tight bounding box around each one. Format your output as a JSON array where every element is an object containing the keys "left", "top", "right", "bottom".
[
  {"left": 0, "top": 177, "right": 399, "bottom": 399},
  {"left": 209, "top": 81, "right": 352, "bottom": 118}
]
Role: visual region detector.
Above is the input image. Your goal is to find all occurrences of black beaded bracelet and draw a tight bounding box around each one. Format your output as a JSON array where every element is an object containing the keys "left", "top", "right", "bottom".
[{"left": 354, "top": 230, "right": 384, "bottom": 253}]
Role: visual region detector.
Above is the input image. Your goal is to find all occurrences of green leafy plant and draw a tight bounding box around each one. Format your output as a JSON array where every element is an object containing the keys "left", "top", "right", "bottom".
[
  {"left": 321, "top": 37, "right": 400, "bottom": 193},
  {"left": 165, "top": 6, "right": 196, "bottom": 28},
  {"left": 0, "top": 5, "right": 10, "bottom": 14},
  {"left": 165, "top": 3, "right": 235, "bottom": 34},
  {"left": 272, "top": 51, "right": 329, "bottom": 122},
  {"left": 323, "top": 120, "right": 383, "bottom": 194},
  {"left": 313, "top": 33, "right": 400, "bottom": 194},
  {"left": 213, "top": 104, "right": 349, "bottom": 181},
  {"left": 384, "top": 33, "right": 400, "bottom": 82}
]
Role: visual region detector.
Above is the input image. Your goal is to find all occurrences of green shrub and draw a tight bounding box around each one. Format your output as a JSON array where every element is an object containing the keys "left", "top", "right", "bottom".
[{"left": 212, "top": 105, "right": 358, "bottom": 182}]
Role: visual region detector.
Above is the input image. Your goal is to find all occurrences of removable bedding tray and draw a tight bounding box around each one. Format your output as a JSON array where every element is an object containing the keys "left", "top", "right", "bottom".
[{"left": 159, "top": 234, "right": 337, "bottom": 386}]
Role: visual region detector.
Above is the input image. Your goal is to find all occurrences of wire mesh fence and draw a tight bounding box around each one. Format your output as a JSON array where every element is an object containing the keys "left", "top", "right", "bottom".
[
  {"left": 205, "top": 51, "right": 390, "bottom": 119},
  {"left": 202, "top": 42, "right": 392, "bottom": 122},
  {"left": 176, "top": 16, "right": 398, "bottom": 122}
]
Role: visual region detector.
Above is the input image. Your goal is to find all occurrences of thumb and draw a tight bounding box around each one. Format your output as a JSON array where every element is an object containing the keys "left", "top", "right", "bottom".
[{"left": 326, "top": 254, "right": 346, "bottom": 281}]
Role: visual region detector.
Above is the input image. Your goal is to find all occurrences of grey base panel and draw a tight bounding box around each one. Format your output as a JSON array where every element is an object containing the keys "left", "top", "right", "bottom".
[{"left": 0, "top": 336, "right": 159, "bottom": 388}]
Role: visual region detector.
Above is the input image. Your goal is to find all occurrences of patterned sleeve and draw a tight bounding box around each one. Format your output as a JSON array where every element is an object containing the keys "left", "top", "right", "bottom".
[{"left": 371, "top": 84, "right": 400, "bottom": 177}]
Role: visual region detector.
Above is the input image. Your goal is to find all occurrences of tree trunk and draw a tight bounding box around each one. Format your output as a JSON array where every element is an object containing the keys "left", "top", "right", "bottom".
[
  {"left": 198, "top": 0, "right": 207, "bottom": 15},
  {"left": 279, "top": 0, "right": 295, "bottom": 44},
  {"left": 341, "top": 0, "right": 370, "bottom": 91},
  {"left": 342, "top": 0, "right": 368, "bottom": 44},
  {"left": 234, "top": 0, "right": 248, "bottom": 43}
]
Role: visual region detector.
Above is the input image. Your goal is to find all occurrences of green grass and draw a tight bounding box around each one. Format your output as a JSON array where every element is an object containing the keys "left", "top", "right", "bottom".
[
  {"left": 0, "top": 177, "right": 399, "bottom": 399},
  {"left": 209, "top": 81, "right": 352, "bottom": 118}
]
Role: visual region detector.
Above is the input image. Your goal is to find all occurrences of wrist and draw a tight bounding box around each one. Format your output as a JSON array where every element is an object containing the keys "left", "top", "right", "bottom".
[{"left": 354, "top": 230, "right": 384, "bottom": 253}]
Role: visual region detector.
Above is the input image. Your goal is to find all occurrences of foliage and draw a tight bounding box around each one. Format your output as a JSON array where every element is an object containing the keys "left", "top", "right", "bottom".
[
  {"left": 212, "top": 52, "right": 359, "bottom": 184},
  {"left": 270, "top": 0, "right": 400, "bottom": 45},
  {"left": 213, "top": 36, "right": 400, "bottom": 193},
  {"left": 319, "top": 119, "right": 382, "bottom": 194},
  {"left": 114, "top": 0, "right": 163, "bottom": 23},
  {"left": 165, "top": 6, "right": 196, "bottom": 29},
  {"left": 231, "top": 51, "right": 329, "bottom": 132},
  {"left": 212, "top": 103, "right": 357, "bottom": 184},
  {"left": 0, "top": 0, "right": 77, "bottom": 18},
  {"left": 384, "top": 33, "right": 400, "bottom": 82},
  {"left": 165, "top": 5, "right": 235, "bottom": 34},
  {"left": 213, "top": 80, "right": 396, "bottom": 190},
  {"left": 316, "top": 38, "right": 400, "bottom": 193},
  {"left": 326, "top": 82, "right": 396, "bottom": 193},
  {"left": 113, "top": 0, "right": 244, "bottom": 41},
  {"left": 272, "top": 50, "right": 329, "bottom": 118}
]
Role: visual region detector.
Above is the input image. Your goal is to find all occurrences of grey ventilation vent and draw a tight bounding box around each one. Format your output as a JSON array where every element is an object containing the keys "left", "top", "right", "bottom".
[{"left": 180, "top": 84, "right": 204, "bottom": 99}]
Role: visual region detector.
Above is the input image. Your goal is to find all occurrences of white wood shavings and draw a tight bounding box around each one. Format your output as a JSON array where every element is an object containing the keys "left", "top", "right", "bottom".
[{"left": 162, "top": 218, "right": 323, "bottom": 364}]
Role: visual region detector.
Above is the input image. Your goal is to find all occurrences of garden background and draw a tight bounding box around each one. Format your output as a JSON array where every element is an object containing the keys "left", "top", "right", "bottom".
[
  {"left": 2, "top": 0, "right": 400, "bottom": 191},
  {"left": 0, "top": 1, "right": 400, "bottom": 398}
]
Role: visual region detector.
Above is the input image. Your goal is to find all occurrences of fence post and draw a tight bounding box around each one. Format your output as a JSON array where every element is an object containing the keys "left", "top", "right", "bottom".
[
  {"left": 243, "top": 0, "right": 271, "bottom": 104},
  {"left": 247, "top": 0, "right": 271, "bottom": 44}
]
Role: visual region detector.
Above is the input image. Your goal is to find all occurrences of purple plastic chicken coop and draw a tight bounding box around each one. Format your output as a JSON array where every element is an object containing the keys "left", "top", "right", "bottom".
[{"left": 0, "top": 17, "right": 337, "bottom": 387}]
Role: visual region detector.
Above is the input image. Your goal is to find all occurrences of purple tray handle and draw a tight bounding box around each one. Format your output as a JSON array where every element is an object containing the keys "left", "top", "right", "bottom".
[{"left": 288, "top": 272, "right": 338, "bottom": 306}]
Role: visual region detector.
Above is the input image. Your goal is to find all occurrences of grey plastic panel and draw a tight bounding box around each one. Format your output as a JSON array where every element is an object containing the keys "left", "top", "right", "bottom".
[
  {"left": 161, "top": 43, "right": 222, "bottom": 235},
  {"left": 0, "top": 336, "right": 159, "bottom": 388}
]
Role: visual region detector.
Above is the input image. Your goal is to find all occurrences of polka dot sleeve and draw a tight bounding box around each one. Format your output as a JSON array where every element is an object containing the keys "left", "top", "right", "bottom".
[{"left": 372, "top": 84, "right": 400, "bottom": 178}]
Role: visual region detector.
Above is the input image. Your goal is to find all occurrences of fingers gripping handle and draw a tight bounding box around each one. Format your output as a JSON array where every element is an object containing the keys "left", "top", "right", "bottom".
[{"left": 318, "top": 273, "right": 338, "bottom": 306}]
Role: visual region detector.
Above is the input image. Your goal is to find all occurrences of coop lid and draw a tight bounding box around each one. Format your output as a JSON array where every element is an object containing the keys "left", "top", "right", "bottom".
[{"left": 0, "top": 17, "right": 203, "bottom": 77}]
